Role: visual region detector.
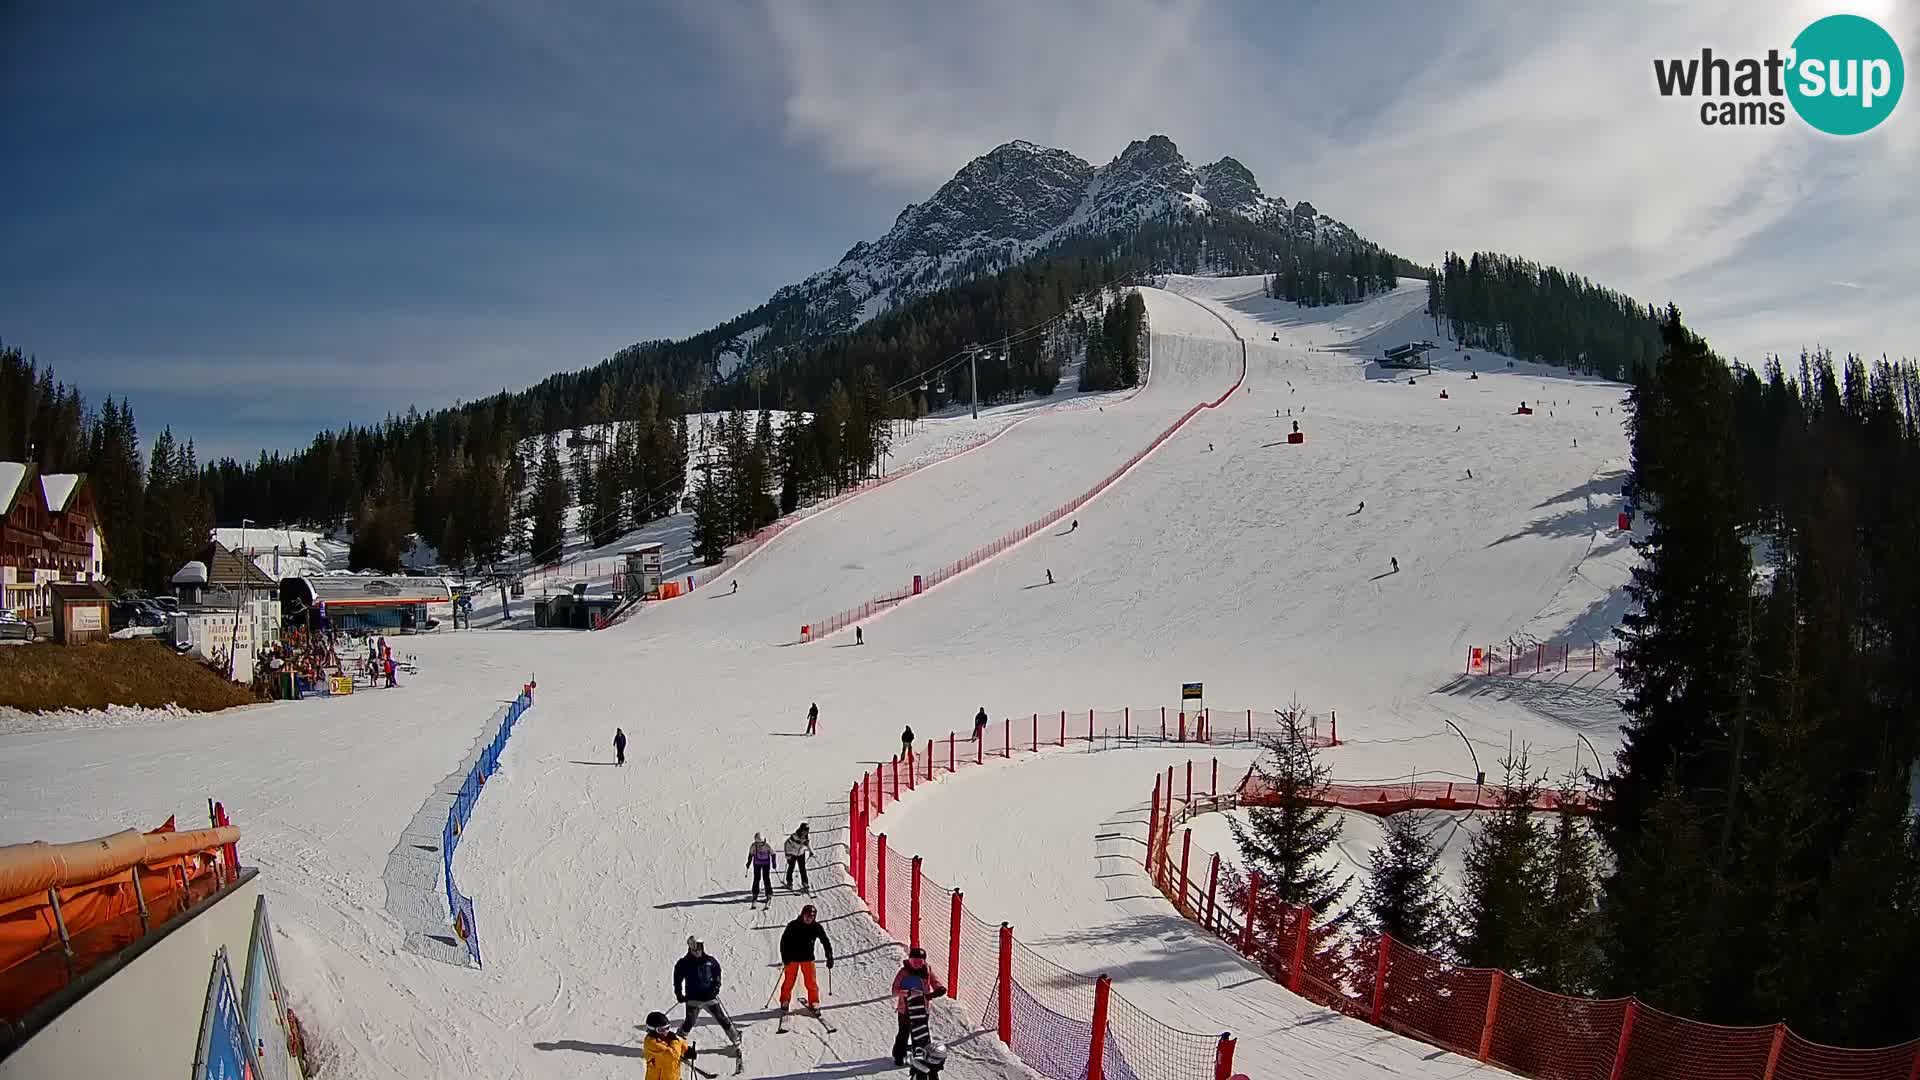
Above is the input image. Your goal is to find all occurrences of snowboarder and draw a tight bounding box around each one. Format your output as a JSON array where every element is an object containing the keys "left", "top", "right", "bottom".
[
  {"left": 892, "top": 947, "right": 947, "bottom": 1065},
  {"left": 642, "top": 1012, "right": 704, "bottom": 1080},
  {"left": 806, "top": 702, "right": 818, "bottom": 736},
  {"left": 674, "top": 938, "right": 741, "bottom": 1045},
  {"left": 1390, "top": 557, "right": 1399, "bottom": 574},
  {"left": 746, "top": 834, "right": 776, "bottom": 905},
  {"left": 900, "top": 725, "right": 915, "bottom": 760},
  {"left": 777, "top": 904, "right": 834, "bottom": 1022},
  {"left": 974, "top": 708, "right": 988, "bottom": 740},
  {"left": 855, "top": 627, "right": 863, "bottom": 646},
  {"left": 784, "top": 824, "right": 812, "bottom": 893},
  {"left": 1045, "top": 569, "right": 1053, "bottom": 585},
  {"left": 614, "top": 727, "right": 627, "bottom": 767}
]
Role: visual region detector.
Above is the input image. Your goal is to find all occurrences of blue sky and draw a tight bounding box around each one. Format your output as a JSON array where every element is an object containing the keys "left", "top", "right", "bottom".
[{"left": 3, "top": 1, "right": 1915, "bottom": 462}]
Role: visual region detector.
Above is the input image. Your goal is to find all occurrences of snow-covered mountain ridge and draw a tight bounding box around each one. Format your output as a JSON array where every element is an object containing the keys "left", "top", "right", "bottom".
[{"left": 709, "top": 135, "right": 1373, "bottom": 377}]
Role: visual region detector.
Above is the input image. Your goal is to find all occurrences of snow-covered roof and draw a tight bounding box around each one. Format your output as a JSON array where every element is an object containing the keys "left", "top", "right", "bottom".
[
  {"left": 39, "top": 473, "right": 81, "bottom": 512},
  {"left": 0, "top": 462, "right": 25, "bottom": 515},
  {"left": 172, "top": 561, "right": 210, "bottom": 585}
]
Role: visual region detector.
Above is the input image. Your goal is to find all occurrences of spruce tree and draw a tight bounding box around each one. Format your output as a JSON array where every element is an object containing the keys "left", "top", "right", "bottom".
[
  {"left": 528, "top": 434, "right": 569, "bottom": 565},
  {"left": 1600, "top": 786, "right": 1720, "bottom": 1014},
  {"left": 1456, "top": 754, "right": 1549, "bottom": 974},
  {"left": 1359, "top": 813, "right": 1448, "bottom": 950},
  {"left": 689, "top": 466, "right": 727, "bottom": 565},
  {"left": 1229, "top": 704, "right": 1351, "bottom": 919},
  {"left": 1530, "top": 787, "right": 1600, "bottom": 994}
]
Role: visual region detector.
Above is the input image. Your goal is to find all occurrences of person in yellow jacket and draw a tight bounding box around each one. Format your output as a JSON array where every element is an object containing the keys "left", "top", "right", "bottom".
[{"left": 643, "top": 1011, "right": 700, "bottom": 1080}]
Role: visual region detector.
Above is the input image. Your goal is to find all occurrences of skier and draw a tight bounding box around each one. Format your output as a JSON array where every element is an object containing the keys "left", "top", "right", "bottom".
[
  {"left": 891, "top": 947, "right": 948, "bottom": 1065},
  {"left": 900, "top": 725, "right": 916, "bottom": 760},
  {"left": 1069, "top": 519, "right": 1077, "bottom": 532},
  {"left": 1467, "top": 468, "right": 1473, "bottom": 479},
  {"left": 806, "top": 702, "right": 818, "bottom": 736},
  {"left": 614, "top": 727, "right": 627, "bottom": 767},
  {"left": 898, "top": 972, "right": 947, "bottom": 1078},
  {"left": 1045, "top": 569, "right": 1053, "bottom": 585},
  {"left": 784, "top": 824, "right": 812, "bottom": 894},
  {"left": 746, "top": 834, "right": 776, "bottom": 906},
  {"left": 1357, "top": 500, "right": 1365, "bottom": 513},
  {"left": 1391, "top": 557, "right": 1399, "bottom": 574},
  {"left": 642, "top": 1012, "right": 704, "bottom": 1080},
  {"left": 856, "top": 627, "right": 863, "bottom": 646},
  {"left": 776, "top": 904, "right": 835, "bottom": 1029},
  {"left": 673, "top": 938, "right": 741, "bottom": 1046},
  {"left": 731, "top": 580, "right": 739, "bottom": 595},
  {"left": 974, "top": 708, "right": 988, "bottom": 741},
  {"left": 1208, "top": 442, "right": 1213, "bottom": 452}
]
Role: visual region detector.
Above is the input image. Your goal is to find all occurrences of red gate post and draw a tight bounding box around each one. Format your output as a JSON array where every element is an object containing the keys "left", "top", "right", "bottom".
[
  {"left": 1477, "top": 971, "right": 1504, "bottom": 1062},
  {"left": 1214, "top": 1035, "right": 1236, "bottom": 1080},
  {"left": 926, "top": 740, "right": 934, "bottom": 781},
  {"left": 1289, "top": 904, "right": 1312, "bottom": 992},
  {"left": 1087, "top": 975, "right": 1113, "bottom": 1080},
  {"left": 1166, "top": 766, "right": 1176, "bottom": 819},
  {"left": 1331, "top": 711, "right": 1338, "bottom": 746},
  {"left": 997, "top": 924, "right": 1014, "bottom": 1045},
  {"left": 907, "top": 748, "right": 916, "bottom": 791},
  {"left": 1240, "top": 871, "right": 1262, "bottom": 953},
  {"left": 1178, "top": 711, "right": 1187, "bottom": 742},
  {"left": 1088, "top": 708, "right": 1094, "bottom": 742},
  {"left": 1178, "top": 829, "right": 1193, "bottom": 914},
  {"left": 1370, "top": 935, "right": 1392, "bottom": 1024},
  {"left": 1146, "top": 778, "right": 1162, "bottom": 876},
  {"left": 1032, "top": 713, "right": 1038, "bottom": 752},
  {"left": 948, "top": 732, "right": 955, "bottom": 774},
  {"left": 1124, "top": 706, "right": 1129, "bottom": 738},
  {"left": 977, "top": 727, "right": 984, "bottom": 765},
  {"left": 1186, "top": 760, "right": 1193, "bottom": 807},
  {"left": 1059, "top": 709, "right": 1065, "bottom": 747},
  {"left": 1161, "top": 706, "right": 1167, "bottom": 741},
  {"left": 1204, "top": 853, "right": 1220, "bottom": 930},
  {"left": 1247, "top": 711, "right": 1253, "bottom": 743},
  {"left": 948, "top": 889, "right": 964, "bottom": 998},
  {"left": 1212, "top": 757, "right": 1219, "bottom": 798},
  {"left": 877, "top": 834, "right": 890, "bottom": 931},
  {"left": 1761, "top": 1025, "right": 1787, "bottom": 1080},
  {"left": 873, "top": 762, "right": 883, "bottom": 811},
  {"left": 910, "top": 856, "right": 923, "bottom": 951},
  {"left": 1607, "top": 1000, "right": 1640, "bottom": 1080},
  {"left": 892, "top": 756, "right": 900, "bottom": 800}
]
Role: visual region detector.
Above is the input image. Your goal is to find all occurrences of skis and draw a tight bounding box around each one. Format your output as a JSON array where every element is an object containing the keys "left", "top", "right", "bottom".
[{"left": 774, "top": 1006, "right": 835, "bottom": 1035}]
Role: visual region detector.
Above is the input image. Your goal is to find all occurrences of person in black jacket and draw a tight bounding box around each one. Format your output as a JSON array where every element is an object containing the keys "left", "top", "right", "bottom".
[
  {"left": 900, "top": 725, "right": 915, "bottom": 760},
  {"left": 777, "top": 904, "right": 834, "bottom": 1014},
  {"left": 974, "top": 708, "right": 988, "bottom": 740},
  {"left": 614, "top": 727, "right": 627, "bottom": 767},
  {"left": 673, "top": 937, "right": 738, "bottom": 1043}
]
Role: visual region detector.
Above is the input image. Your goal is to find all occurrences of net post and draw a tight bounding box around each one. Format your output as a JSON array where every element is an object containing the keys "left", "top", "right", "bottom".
[
  {"left": 948, "top": 889, "right": 964, "bottom": 998},
  {"left": 1370, "top": 935, "right": 1391, "bottom": 1024},
  {"left": 1760, "top": 1024, "right": 1787, "bottom": 1080},
  {"left": 1289, "top": 904, "right": 1312, "bottom": 993},
  {"left": 849, "top": 784, "right": 863, "bottom": 900},
  {"left": 877, "top": 834, "right": 889, "bottom": 931},
  {"left": 909, "top": 856, "right": 923, "bottom": 951},
  {"left": 1087, "top": 974, "right": 1112, "bottom": 1080},
  {"left": 997, "top": 923, "right": 1013, "bottom": 1044},
  {"left": 1477, "top": 971, "right": 1504, "bottom": 1062},
  {"left": 1214, "top": 1034, "right": 1236, "bottom": 1080},
  {"left": 1204, "top": 853, "right": 1221, "bottom": 929},
  {"left": 1607, "top": 1000, "right": 1640, "bottom": 1080},
  {"left": 1146, "top": 777, "right": 1162, "bottom": 876},
  {"left": 1178, "top": 829, "right": 1193, "bottom": 915}
]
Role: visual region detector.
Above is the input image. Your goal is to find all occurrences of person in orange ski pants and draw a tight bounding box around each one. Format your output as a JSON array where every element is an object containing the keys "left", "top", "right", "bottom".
[{"left": 778, "top": 904, "right": 835, "bottom": 1013}]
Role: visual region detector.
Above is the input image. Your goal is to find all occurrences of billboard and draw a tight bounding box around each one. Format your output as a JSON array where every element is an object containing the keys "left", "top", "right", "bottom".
[
  {"left": 193, "top": 947, "right": 262, "bottom": 1080},
  {"left": 242, "top": 898, "right": 290, "bottom": 1080}
]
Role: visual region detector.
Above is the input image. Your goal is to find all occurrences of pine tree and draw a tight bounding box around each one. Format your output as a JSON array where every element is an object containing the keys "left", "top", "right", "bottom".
[
  {"left": 1229, "top": 704, "right": 1351, "bottom": 916},
  {"left": 1530, "top": 787, "right": 1601, "bottom": 994},
  {"left": 689, "top": 465, "right": 727, "bottom": 565},
  {"left": 1456, "top": 754, "right": 1549, "bottom": 974},
  {"left": 1359, "top": 813, "right": 1448, "bottom": 950},
  {"left": 586, "top": 438, "right": 627, "bottom": 548},
  {"left": 528, "top": 434, "right": 569, "bottom": 565},
  {"left": 1600, "top": 787, "right": 1721, "bottom": 1015}
]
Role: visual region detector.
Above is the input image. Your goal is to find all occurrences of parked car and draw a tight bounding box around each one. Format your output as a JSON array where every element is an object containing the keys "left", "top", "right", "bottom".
[{"left": 0, "top": 610, "right": 37, "bottom": 642}]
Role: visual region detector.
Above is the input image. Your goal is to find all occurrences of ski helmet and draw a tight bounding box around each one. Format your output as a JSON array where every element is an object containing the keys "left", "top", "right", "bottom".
[{"left": 644, "top": 1011, "right": 672, "bottom": 1033}]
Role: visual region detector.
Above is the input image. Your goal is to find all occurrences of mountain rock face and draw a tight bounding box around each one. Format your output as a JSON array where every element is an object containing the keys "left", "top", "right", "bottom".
[{"left": 714, "top": 135, "right": 1370, "bottom": 377}]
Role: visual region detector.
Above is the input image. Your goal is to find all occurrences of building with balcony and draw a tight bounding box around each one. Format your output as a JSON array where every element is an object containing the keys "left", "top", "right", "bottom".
[{"left": 0, "top": 462, "right": 105, "bottom": 620}]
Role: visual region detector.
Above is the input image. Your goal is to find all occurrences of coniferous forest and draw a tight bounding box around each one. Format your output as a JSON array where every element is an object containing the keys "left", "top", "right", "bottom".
[{"left": 1427, "top": 251, "right": 1667, "bottom": 380}]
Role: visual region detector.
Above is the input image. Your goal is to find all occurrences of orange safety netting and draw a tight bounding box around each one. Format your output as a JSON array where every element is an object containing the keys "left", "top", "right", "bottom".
[{"left": 1153, "top": 779, "right": 1920, "bottom": 1080}]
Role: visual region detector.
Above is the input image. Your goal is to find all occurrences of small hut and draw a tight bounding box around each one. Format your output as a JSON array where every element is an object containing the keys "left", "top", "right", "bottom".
[{"left": 48, "top": 581, "right": 113, "bottom": 645}]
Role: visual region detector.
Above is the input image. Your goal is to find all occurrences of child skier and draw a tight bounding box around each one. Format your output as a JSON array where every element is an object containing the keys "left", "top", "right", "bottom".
[
  {"left": 784, "top": 824, "right": 812, "bottom": 894},
  {"left": 746, "top": 834, "right": 776, "bottom": 905},
  {"left": 898, "top": 972, "right": 947, "bottom": 1078},
  {"left": 642, "top": 1012, "right": 703, "bottom": 1080}
]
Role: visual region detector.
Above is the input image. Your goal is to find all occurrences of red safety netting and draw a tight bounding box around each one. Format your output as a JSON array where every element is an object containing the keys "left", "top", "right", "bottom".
[
  {"left": 1149, "top": 764, "right": 1920, "bottom": 1080},
  {"left": 802, "top": 348, "right": 1248, "bottom": 644}
]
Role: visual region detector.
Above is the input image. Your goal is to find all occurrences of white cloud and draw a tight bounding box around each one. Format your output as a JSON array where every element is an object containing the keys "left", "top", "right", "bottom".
[{"left": 734, "top": 0, "right": 1918, "bottom": 361}]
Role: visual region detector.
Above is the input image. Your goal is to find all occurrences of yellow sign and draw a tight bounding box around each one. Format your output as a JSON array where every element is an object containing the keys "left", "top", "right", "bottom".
[{"left": 329, "top": 676, "right": 355, "bottom": 696}]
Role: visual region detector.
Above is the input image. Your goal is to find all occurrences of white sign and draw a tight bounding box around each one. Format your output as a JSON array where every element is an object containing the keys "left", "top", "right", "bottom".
[{"left": 71, "top": 606, "right": 102, "bottom": 632}]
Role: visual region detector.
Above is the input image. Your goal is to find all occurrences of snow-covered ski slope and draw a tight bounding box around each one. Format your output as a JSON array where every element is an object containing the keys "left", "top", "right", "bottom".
[{"left": 0, "top": 277, "right": 1635, "bottom": 1080}]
